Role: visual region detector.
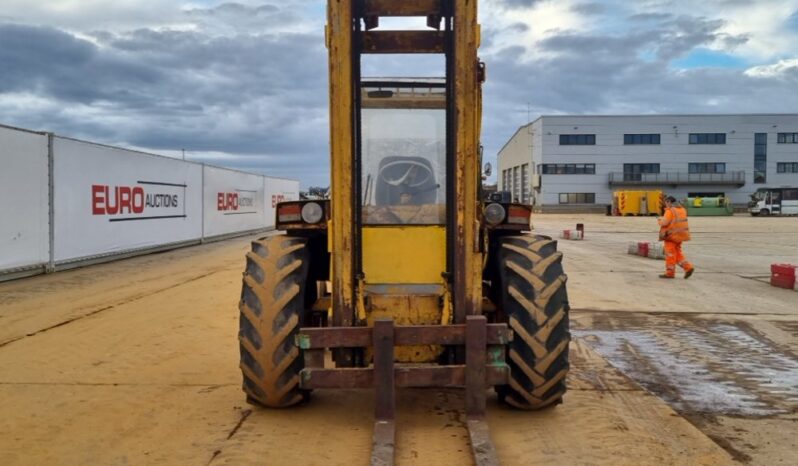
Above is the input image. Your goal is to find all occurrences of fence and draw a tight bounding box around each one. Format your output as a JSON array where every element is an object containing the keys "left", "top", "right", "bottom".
[{"left": 0, "top": 124, "right": 299, "bottom": 281}]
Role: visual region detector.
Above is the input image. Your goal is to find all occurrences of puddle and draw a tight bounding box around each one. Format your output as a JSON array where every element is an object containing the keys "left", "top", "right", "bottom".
[{"left": 574, "top": 322, "right": 798, "bottom": 417}]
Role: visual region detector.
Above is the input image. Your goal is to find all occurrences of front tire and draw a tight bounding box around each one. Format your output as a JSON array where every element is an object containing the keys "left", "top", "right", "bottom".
[
  {"left": 495, "top": 235, "right": 570, "bottom": 409},
  {"left": 238, "top": 235, "right": 310, "bottom": 408}
]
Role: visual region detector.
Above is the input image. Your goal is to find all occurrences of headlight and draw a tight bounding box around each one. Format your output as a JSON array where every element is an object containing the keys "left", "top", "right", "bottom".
[
  {"left": 484, "top": 203, "right": 506, "bottom": 225},
  {"left": 301, "top": 202, "right": 324, "bottom": 224}
]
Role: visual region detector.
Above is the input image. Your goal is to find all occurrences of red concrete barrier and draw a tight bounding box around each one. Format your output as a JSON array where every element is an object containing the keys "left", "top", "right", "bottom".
[
  {"left": 770, "top": 264, "right": 796, "bottom": 290},
  {"left": 560, "top": 230, "right": 583, "bottom": 240}
]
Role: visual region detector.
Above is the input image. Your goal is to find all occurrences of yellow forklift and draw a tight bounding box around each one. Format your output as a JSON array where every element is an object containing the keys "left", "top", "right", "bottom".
[{"left": 237, "top": 1, "right": 570, "bottom": 463}]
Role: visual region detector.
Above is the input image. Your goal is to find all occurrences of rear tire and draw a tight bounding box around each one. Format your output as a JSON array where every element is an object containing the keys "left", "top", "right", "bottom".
[
  {"left": 238, "top": 234, "right": 311, "bottom": 408},
  {"left": 495, "top": 235, "right": 570, "bottom": 409}
]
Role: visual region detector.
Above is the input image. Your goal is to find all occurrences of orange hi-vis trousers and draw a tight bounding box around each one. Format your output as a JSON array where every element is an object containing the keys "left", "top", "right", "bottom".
[{"left": 664, "top": 240, "right": 693, "bottom": 277}]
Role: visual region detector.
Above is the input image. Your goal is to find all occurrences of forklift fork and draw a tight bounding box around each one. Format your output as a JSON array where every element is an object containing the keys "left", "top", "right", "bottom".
[{"left": 296, "top": 315, "right": 510, "bottom": 465}]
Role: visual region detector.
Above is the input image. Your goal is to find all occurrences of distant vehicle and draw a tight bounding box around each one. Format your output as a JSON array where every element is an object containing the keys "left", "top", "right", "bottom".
[
  {"left": 488, "top": 190, "right": 512, "bottom": 203},
  {"left": 749, "top": 187, "right": 798, "bottom": 216},
  {"left": 300, "top": 186, "right": 330, "bottom": 200}
]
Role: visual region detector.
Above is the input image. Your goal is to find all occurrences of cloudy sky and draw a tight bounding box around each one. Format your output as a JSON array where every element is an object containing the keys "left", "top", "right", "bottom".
[{"left": 1, "top": 0, "right": 798, "bottom": 186}]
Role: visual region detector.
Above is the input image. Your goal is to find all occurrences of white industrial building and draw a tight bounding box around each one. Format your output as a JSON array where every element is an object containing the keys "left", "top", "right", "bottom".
[{"left": 497, "top": 114, "right": 798, "bottom": 211}]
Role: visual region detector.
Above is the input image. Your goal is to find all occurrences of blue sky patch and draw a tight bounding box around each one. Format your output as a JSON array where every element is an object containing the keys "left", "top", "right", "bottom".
[
  {"left": 673, "top": 48, "right": 747, "bottom": 69},
  {"left": 788, "top": 11, "right": 798, "bottom": 30}
]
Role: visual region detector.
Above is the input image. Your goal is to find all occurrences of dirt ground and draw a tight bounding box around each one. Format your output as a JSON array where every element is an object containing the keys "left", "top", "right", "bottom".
[
  {"left": 0, "top": 213, "right": 795, "bottom": 465},
  {"left": 537, "top": 214, "right": 798, "bottom": 466}
]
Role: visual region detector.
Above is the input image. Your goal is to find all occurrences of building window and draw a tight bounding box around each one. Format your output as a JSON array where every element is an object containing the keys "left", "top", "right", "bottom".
[
  {"left": 512, "top": 166, "right": 520, "bottom": 202},
  {"left": 777, "top": 162, "right": 798, "bottom": 173},
  {"left": 689, "top": 133, "right": 726, "bottom": 144},
  {"left": 502, "top": 169, "right": 510, "bottom": 191},
  {"left": 624, "top": 163, "right": 660, "bottom": 173},
  {"left": 689, "top": 163, "right": 726, "bottom": 174},
  {"left": 623, "top": 163, "right": 660, "bottom": 181},
  {"left": 558, "top": 193, "right": 596, "bottom": 204},
  {"left": 624, "top": 134, "right": 660, "bottom": 145},
  {"left": 540, "top": 163, "right": 596, "bottom": 174},
  {"left": 559, "top": 134, "right": 596, "bottom": 145},
  {"left": 777, "top": 133, "right": 798, "bottom": 143},
  {"left": 755, "top": 133, "right": 767, "bottom": 184},
  {"left": 521, "top": 164, "right": 530, "bottom": 203}
]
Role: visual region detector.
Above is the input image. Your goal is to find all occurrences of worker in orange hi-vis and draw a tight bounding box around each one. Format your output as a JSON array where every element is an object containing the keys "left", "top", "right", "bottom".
[{"left": 658, "top": 195, "right": 695, "bottom": 279}]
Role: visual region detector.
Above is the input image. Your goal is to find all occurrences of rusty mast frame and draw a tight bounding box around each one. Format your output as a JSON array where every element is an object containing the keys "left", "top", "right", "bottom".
[
  {"left": 327, "top": 0, "right": 482, "bottom": 337},
  {"left": 301, "top": 0, "right": 503, "bottom": 464}
]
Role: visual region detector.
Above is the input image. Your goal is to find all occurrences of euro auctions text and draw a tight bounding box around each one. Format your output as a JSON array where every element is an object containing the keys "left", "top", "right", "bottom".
[{"left": 92, "top": 182, "right": 185, "bottom": 219}]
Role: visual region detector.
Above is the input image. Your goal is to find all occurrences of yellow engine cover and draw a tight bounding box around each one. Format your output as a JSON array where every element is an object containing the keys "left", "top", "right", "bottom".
[
  {"left": 366, "top": 292, "right": 443, "bottom": 362},
  {"left": 361, "top": 226, "right": 446, "bottom": 284},
  {"left": 361, "top": 226, "right": 446, "bottom": 362}
]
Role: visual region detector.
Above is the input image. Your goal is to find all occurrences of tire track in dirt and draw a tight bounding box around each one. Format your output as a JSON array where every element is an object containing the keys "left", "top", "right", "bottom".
[
  {"left": 207, "top": 409, "right": 253, "bottom": 466},
  {"left": 573, "top": 308, "right": 796, "bottom": 317},
  {"left": 574, "top": 313, "right": 798, "bottom": 416},
  {"left": 0, "top": 268, "right": 230, "bottom": 348},
  {"left": 572, "top": 311, "right": 798, "bottom": 465}
]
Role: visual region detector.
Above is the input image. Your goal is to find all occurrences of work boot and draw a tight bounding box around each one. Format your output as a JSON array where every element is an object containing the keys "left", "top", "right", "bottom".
[
  {"left": 659, "top": 274, "right": 675, "bottom": 279},
  {"left": 684, "top": 267, "right": 695, "bottom": 279}
]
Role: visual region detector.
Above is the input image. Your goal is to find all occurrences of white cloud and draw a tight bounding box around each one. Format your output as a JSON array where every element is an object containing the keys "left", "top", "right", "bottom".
[
  {"left": 483, "top": 0, "right": 587, "bottom": 59},
  {"left": 3, "top": 0, "right": 798, "bottom": 187},
  {"left": 484, "top": 0, "right": 798, "bottom": 62},
  {"left": 745, "top": 57, "right": 798, "bottom": 77},
  {"left": 627, "top": 0, "right": 798, "bottom": 59},
  {"left": 0, "top": 0, "right": 181, "bottom": 30},
  {"left": 0, "top": 0, "right": 321, "bottom": 35}
]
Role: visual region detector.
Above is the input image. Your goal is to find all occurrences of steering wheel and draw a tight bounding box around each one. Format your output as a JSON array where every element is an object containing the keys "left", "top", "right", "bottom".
[{"left": 378, "top": 160, "right": 434, "bottom": 188}]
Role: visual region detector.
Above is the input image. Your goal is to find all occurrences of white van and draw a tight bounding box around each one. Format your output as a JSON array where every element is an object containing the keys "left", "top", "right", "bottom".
[{"left": 749, "top": 188, "right": 798, "bottom": 216}]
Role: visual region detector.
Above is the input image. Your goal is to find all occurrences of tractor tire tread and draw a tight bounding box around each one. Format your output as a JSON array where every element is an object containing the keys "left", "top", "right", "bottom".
[
  {"left": 497, "top": 234, "right": 570, "bottom": 410},
  {"left": 238, "top": 235, "right": 310, "bottom": 408}
]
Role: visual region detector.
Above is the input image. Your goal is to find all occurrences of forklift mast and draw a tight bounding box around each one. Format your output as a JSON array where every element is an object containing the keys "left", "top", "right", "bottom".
[{"left": 327, "top": 0, "right": 484, "bottom": 331}]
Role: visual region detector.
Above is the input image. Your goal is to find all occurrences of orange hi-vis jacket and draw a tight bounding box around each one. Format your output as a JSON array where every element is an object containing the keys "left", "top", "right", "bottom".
[{"left": 659, "top": 205, "right": 691, "bottom": 242}]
